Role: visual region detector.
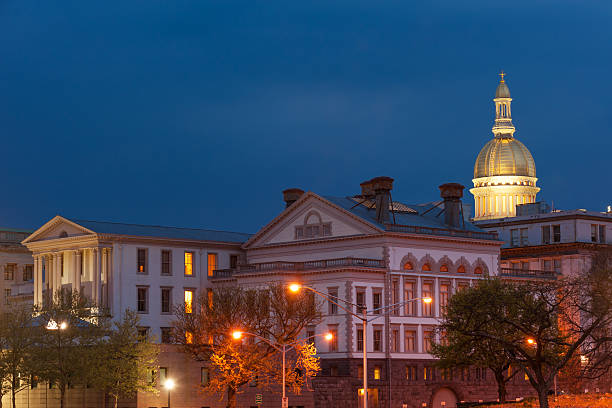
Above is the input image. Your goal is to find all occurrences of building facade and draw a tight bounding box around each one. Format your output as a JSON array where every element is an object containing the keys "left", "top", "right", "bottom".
[{"left": 0, "top": 228, "right": 34, "bottom": 312}]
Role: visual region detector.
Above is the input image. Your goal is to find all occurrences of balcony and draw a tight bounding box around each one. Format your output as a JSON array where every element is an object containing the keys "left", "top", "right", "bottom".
[
  {"left": 385, "top": 224, "right": 498, "bottom": 241},
  {"left": 499, "top": 268, "right": 558, "bottom": 280},
  {"left": 210, "top": 257, "right": 386, "bottom": 280}
]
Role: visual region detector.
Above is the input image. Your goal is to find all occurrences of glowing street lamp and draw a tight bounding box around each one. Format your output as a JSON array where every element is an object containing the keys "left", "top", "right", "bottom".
[
  {"left": 289, "top": 283, "right": 431, "bottom": 408},
  {"left": 164, "top": 378, "right": 175, "bottom": 408},
  {"left": 46, "top": 319, "right": 68, "bottom": 331},
  {"left": 232, "top": 329, "right": 332, "bottom": 408}
]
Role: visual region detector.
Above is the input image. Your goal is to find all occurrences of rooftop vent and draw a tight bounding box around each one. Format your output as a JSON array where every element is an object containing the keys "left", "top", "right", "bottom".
[
  {"left": 439, "top": 183, "right": 464, "bottom": 229},
  {"left": 282, "top": 188, "right": 304, "bottom": 208}
]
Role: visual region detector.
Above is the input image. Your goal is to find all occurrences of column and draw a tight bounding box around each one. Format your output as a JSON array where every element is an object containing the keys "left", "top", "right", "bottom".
[
  {"left": 55, "top": 253, "right": 62, "bottom": 293},
  {"left": 92, "top": 248, "right": 100, "bottom": 305},
  {"left": 33, "top": 256, "right": 39, "bottom": 306},
  {"left": 47, "top": 255, "right": 54, "bottom": 297},
  {"left": 75, "top": 250, "right": 82, "bottom": 295},
  {"left": 105, "top": 248, "right": 112, "bottom": 312}
]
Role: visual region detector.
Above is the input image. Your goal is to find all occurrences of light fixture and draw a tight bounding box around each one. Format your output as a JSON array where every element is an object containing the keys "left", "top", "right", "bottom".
[
  {"left": 164, "top": 378, "right": 175, "bottom": 390},
  {"left": 324, "top": 332, "right": 333, "bottom": 341},
  {"left": 232, "top": 331, "right": 243, "bottom": 340},
  {"left": 288, "top": 283, "right": 301, "bottom": 293},
  {"left": 423, "top": 297, "right": 433, "bottom": 304}
]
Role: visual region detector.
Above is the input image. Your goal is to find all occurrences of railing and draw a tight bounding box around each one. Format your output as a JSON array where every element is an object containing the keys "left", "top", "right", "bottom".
[
  {"left": 385, "top": 224, "right": 498, "bottom": 241},
  {"left": 210, "top": 257, "right": 385, "bottom": 279},
  {"left": 499, "top": 268, "right": 558, "bottom": 280}
]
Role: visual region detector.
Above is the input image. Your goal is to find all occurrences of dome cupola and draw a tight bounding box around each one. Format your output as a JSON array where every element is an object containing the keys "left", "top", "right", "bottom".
[{"left": 470, "top": 72, "right": 540, "bottom": 220}]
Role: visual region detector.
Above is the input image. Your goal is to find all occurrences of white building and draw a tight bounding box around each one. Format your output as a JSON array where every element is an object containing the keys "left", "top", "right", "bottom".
[{"left": 0, "top": 228, "right": 34, "bottom": 312}]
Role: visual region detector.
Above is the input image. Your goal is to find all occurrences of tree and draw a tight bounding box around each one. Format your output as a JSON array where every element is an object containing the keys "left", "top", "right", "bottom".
[
  {"left": 435, "top": 253, "right": 612, "bottom": 408},
  {"left": 432, "top": 279, "right": 519, "bottom": 403},
  {"left": 0, "top": 305, "right": 37, "bottom": 408},
  {"left": 32, "top": 289, "right": 110, "bottom": 408},
  {"left": 90, "top": 310, "right": 159, "bottom": 408},
  {"left": 172, "top": 284, "right": 322, "bottom": 408}
]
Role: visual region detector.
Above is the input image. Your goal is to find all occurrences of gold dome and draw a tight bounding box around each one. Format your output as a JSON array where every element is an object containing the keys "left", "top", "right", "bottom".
[{"left": 474, "top": 136, "right": 536, "bottom": 178}]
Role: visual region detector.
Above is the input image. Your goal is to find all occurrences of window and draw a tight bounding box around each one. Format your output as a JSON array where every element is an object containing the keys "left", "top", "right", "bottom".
[
  {"left": 404, "top": 281, "right": 415, "bottom": 315},
  {"left": 23, "top": 265, "right": 33, "bottom": 281},
  {"left": 520, "top": 228, "right": 528, "bottom": 246},
  {"left": 356, "top": 328, "right": 363, "bottom": 351},
  {"left": 328, "top": 288, "right": 338, "bottom": 315},
  {"left": 404, "top": 329, "right": 416, "bottom": 352},
  {"left": 201, "top": 368, "right": 209, "bottom": 385},
  {"left": 186, "top": 331, "right": 193, "bottom": 344},
  {"left": 159, "top": 368, "right": 168, "bottom": 385},
  {"left": 373, "top": 366, "right": 381, "bottom": 380},
  {"left": 137, "top": 249, "right": 147, "bottom": 273},
  {"left": 542, "top": 225, "right": 551, "bottom": 244},
  {"left": 161, "top": 250, "right": 172, "bottom": 275},
  {"left": 294, "top": 222, "right": 332, "bottom": 239},
  {"left": 406, "top": 366, "right": 417, "bottom": 381},
  {"left": 207, "top": 253, "right": 217, "bottom": 277},
  {"left": 422, "top": 282, "right": 433, "bottom": 316},
  {"left": 4, "top": 288, "right": 10, "bottom": 305},
  {"left": 184, "top": 290, "right": 194, "bottom": 313},
  {"left": 137, "top": 327, "right": 149, "bottom": 340},
  {"left": 161, "top": 327, "right": 172, "bottom": 344},
  {"left": 373, "top": 328, "right": 382, "bottom": 352},
  {"left": 390, "top": 329, "right": 399, "bottom": 353},
  {"left": 184, "top": 251, "right": 194, "bottom": 276},
  {"left": 552, "top": 225, "right": 561, "bottom": 242},
  {"left": 474, "top": 266, "right": 483, "bottom": 274},
  {"left": 457, "top": 282, "right": 469, "bottom": 292},
  {"left": 328, "top": 327, "right": 338, "bottom": 352},
  {"left": 391, "top": 279, "right": 399, "bottom": 315},
  {"left": 4, "top": 264, "right": 15, "bottom": 280},
  {"left": 441, "top": 368, "right": 453, "bottom": 381},
  {"left": 137, "top": 287, "right": 148, "bottom": 313},
  {"left": 439, "top": 264, "right": 448, "bottom": 272},
  {"left": 329, "top": 365, "right": 338, "bottom": 376},
  {"left": 356, "top": 289, "right": 366, "bottom": 313},
  {"left": 592, "top": 224, "right": 606, "bottom": 243},
  {"left": 423, "top": 330, "right": 433, "bottom": 353},
  {"left": 554, "top": 259, "right": 561, "bottom": 274},
  {"left": 307, "top": 327, "right": 315, "bottom": 346},
  {"left": 510, "top": 229, "right": 519, "bottom": 247},
  {"left": 440, "top": 283, "right": 450, "bottom": 312},
  {"left": 372, "top": 291, "right": 381, "bottom": 314},
  {"left": 230, "top": 254, "right": 239, "bottom": 269},
  {"left": 457, "top": 265, "right": 466, "bottom": 273},
  {"left": 424, "top": 366, "right": 434, "bottom": 381},
  {"left": 543, "top": 260, "right": 552, "bottom": 271},
  {"left": 161, "top": 287, "right": 172, "bottom": 314},
  {"left": 403, "top": 262, "right": 413, "bottom": 270},
  {"left": 422, "top": 263, "right": 431, "bottom": 271}
]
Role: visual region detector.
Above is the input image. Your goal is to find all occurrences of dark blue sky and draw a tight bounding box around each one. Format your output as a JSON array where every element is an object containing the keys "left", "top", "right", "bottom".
[{"left": 1, "top": 1, "right": 611, "bottom": 234}]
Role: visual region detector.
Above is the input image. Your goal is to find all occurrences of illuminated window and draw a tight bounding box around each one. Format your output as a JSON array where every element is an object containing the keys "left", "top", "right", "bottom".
[
  {"left": 423, "top": 330, "right": 433, "bottom": 353},
  {"left": 405, "top": 366, "right": 417, "bottom": 381},
  {"left": 440, "top": 264, "right": 448, "bottom": 272},
  {"left": 424, "top": 366, "right": 433, "bottom": 381},
  {"left": 474, "top": 267, "right": 483, "bottom": 274},
  {"left": 184, "top": 251, "right": 194, "bottom": 276},
  {"left": 404, "top": 329, "right": 416, "bottom": 352},
  {"left": 440, "top": 284, "right": 449, "bottom": 312},
  {"left": 404, "top": 281, "right": 415, "bottom": 315},
  {"left": 403, "top": 262, "right": 413, "bottom": 270},
  {"left": 373, "top": 366, "right": 381, "bottom": 380},
  {"left": 422, "top": 283, "right": 433, "bottom": 316},
  {"left": 391, "top": 329, "right": 400, "bottom": 352},
  {"left": 422, "top": 263, "right": 431, "bottom": 271},
  {"left": 457, "top": 265, "right": 466, "bottom": 273},
  {"left": 329, "top": 327, "right": 338, "bottom": 351},
  {"left": 186, "top": 331, "right": 193, "bottom": 344},
  {"left": 207, "top": 253, "right": 217, "bottom": 277},
  {"left": 159, "top": 367, "right": 168, "bottom": 385},
  {"left": 184, "top": 290, "right": 194, "bottom": 313},
  {"left": 137, "top": 249, "right": 147, "bottom": 273}
]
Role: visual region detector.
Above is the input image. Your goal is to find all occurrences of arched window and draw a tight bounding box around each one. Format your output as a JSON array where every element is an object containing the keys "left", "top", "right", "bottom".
[
  {"left": 59, "top": 231, "right": 68, "bottom": 238},
  {"left": 457, "top": 265, "right": 466, "bottom": 273},
  {"left": 474, "top": 267, "right": 483, "bottom": 274},
  {"left": 403, "top": 262, "right": 413, "bottom": 271},
  {"left": 440, "top": 264, "right": 448, "bottom": 272},
  {"left": 422, "top": 264, "right": 431, "bottom": 272}
]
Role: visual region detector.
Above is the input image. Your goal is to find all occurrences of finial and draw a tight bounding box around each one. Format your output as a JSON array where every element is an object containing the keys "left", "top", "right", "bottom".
[{"left": 499, "top": 70, "right": 506, "bottom": 82}]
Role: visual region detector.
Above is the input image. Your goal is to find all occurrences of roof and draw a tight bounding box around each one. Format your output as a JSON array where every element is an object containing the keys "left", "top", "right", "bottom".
[
  {"left": 323, "top": 196, "right": 488, "bottom": 234},
  {"left": 71, "top": 219, "right": 252, "bottom": 244},
  {"left": 474, "top": 136, "right": 536, "bottom": 178}
]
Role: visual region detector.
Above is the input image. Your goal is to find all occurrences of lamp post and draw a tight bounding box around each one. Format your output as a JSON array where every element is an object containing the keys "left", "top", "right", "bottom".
[
  {"left": 232, "top": 330, "right": 332, "bottom": 408},
  {"left": 164, "top": 378, "right": 175, "bottom": 408},
  {"left": 288, "top": 283, "right": 431, "bottom": 408}
]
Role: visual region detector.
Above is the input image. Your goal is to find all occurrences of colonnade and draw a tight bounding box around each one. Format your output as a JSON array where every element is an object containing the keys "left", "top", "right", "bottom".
[
  {"left": 33, "top": 247, "right": 113, "bottom": 308},
  {"left": 473, "top": 192, "right": 537, "bottom": 219}
]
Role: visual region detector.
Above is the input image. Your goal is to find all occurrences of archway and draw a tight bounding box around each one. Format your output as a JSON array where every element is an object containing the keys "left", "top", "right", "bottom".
[{"left": 431, "top": 387, "right": 458, "bottom": 408}]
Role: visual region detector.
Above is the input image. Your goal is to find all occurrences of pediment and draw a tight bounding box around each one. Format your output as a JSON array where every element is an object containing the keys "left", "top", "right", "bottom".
[
  {"left": 244, "top": 193, "right": 382, "bottom": 249},
  {"left": 22, "top": 216, "right": 96, "bottom": 244}
]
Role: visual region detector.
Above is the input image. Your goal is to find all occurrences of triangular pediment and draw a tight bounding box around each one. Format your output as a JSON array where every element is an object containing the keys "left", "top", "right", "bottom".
[
  {"left": 22, "top": 216, "right": 96, "bottom": 244},
  {"left": 244, "top": 193, "right": 382, "bottom": 249}
]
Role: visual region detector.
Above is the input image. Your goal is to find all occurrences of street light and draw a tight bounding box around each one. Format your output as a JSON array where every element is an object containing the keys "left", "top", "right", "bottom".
[
  {"left": 232, "top": 330, "right": 332, "bottom": 408},
  {"left": 164, "top": 378, "right": 175, "bottom": 408},
  {"left": 46, "top": 319, "right": 68, "bottom": 331},
  {"left": 289, "top": 283, "right": 431, "bottom": 408}
]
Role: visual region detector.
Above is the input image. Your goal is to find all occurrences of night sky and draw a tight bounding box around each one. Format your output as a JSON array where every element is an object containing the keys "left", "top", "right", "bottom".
[{"left": 1, "top": 1, "right": 611, "bottom": 234}]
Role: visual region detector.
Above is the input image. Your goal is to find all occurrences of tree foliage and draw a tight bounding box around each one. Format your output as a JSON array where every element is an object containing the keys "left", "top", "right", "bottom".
[
  {"left": 90, "top": 310, "right": 159, "bottom": 408},
  {"left": 172, "top": 284, "right": 322, "bottom": 408},
  {"left": 434, "top": 251, "right": 612, "bottom": 408}
]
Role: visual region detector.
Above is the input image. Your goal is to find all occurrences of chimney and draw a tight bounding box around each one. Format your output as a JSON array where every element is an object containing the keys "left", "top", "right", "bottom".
[
  {"left": 439, "top": 183, "right": 465, "bottom": 229},
  {"left": 282, "top": 188, "right": 304, "bottom": 208},
  {"left": 370, "top": 176, "right": 394, "bottom": 224},
  {"left": 360, "top": 179, "right": 375, "bottom": 199}
]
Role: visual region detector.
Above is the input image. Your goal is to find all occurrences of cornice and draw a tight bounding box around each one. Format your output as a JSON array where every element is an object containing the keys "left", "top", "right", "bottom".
[
  {"left": 501, "top": 242, "right": 611, "bottom": 259},
  {"left": 477, "top": 214, "right": 612, "bottom": 228}
]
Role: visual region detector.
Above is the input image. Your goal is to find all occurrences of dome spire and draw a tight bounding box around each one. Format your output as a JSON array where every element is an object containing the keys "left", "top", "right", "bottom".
[{"left": 493, "top": 71, "right": 515, "bottom": 137}]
